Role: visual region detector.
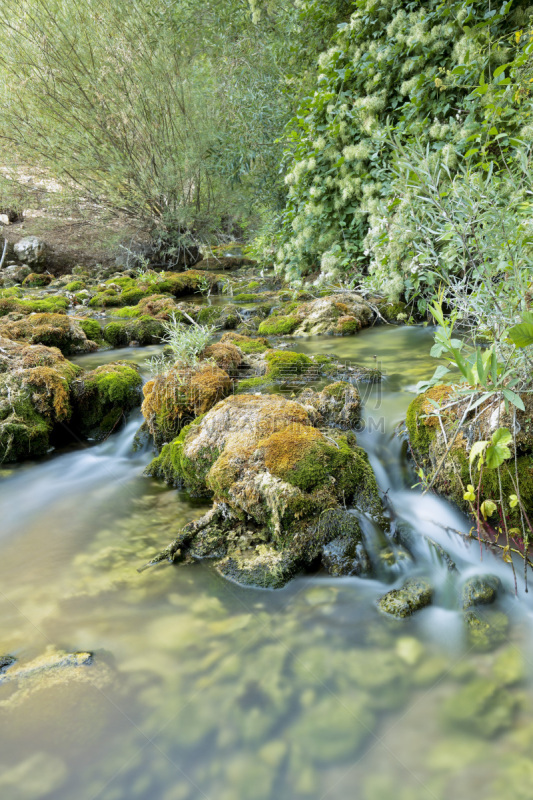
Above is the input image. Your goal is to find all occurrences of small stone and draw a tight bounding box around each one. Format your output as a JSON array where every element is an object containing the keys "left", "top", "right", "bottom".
[{"left": 377, "top": 577, "right": 433, "bottom": 618}]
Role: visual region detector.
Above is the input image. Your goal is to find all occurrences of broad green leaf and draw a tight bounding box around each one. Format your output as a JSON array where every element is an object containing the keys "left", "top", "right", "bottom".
[
  {"left": 480, "top": 499, "right": 497, "bottom": 519},
  {"left": 508, "top": 323, "right": 533, "bottom": 348},
  {"left": 470, "top": 440, "right": 488, "bottom": 467},
  {"left": 485, "top": 427, "right": 513, "bottom": 468},
  {"left": 502, "top": 388, "right": 525, "bottom": 411}
]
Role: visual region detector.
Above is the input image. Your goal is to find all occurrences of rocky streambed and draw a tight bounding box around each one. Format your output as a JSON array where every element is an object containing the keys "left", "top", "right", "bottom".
[{"left": 0, "top": 251, "right": 533, "bottom": 800}]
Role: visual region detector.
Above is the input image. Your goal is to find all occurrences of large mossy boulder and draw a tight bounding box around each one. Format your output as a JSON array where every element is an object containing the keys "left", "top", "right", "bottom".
[
  {"left": 258, "top": 293, "right": 373, "bottom": 337},
  {"left": 145, "top": 393, "right": 384, "bottom": 588},
  {"left": 0, "top": 313, "right": 97, "bottom": 355},
  {"left": 141, "top": 362, "right": 232, "bottom": 448},
  {"left": 0, "top": 337, "right": 81, "bottom": 461},
  {"left": 71, "top": 362, "right": 142, "bottom": 439},
  {"left": 405, "top": 385, "right": 533, "bottom": 521}
]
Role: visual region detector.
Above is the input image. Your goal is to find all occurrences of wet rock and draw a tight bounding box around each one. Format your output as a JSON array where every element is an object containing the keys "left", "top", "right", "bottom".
[
  {"left": 299, "top": 381, "right": 361, "bottom": 429},
  {"left": 145, "top": 394, "right": 384, "bottom": 588},
  {"left": 462, "top": 574, "right": 501, "bottom": 610},
  {"left": 194, "top": 255, "right": 256, "bottom": 271},
  {"left": 13, "top": 236, "right": 48, "bottom": 270},
  {"left": 425, "top": 536, "right": 457, "bottom": 572},
  {"left": 377, "top": 577, "right": 433, "bottom": 618},
  {"left": 0, "top": 654, "right": 15, "bottom": 673},
  {"left": 319, "top": 509, "right": 371, "bottom": 576}
]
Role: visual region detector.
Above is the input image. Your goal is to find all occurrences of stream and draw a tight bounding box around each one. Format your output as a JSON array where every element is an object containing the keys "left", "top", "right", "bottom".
[{"left": 1, "top": 324, "right": 533, "bottom": 800}]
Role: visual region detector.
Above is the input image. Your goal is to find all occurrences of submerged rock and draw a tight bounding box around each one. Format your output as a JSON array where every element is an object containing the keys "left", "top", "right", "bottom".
[
  {"left": 377, "top": 577, "right": 433, "bottom": 618},
  {"left": 464, "top": 608, "right": 509, "bottom": 651},
  {"left": 0, "top": 655, "right": 15, "bottom": 673},
  {"left": 441, "top": 677, "right": 518, "bottom": 737},
  {"left": 145, "top": 393, "right": 384, "bottom": 588}
]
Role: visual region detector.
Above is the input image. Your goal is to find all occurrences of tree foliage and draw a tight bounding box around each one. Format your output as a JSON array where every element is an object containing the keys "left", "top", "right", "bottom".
[{"left": 274, "top": 0, "right": 533, "bottom": 284}]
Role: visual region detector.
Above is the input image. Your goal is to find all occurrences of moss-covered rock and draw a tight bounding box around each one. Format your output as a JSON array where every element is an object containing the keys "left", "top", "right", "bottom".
[
  {"left": 258, "top": 315, "right": 300, "bottom": 336},
  {"left": 319, "top": 509, "right": 371, "bottom": 576},
  {"left": 258, "top": 293, "right": 373, "bottom": 337},
  {"left": 220, "top": 332, "right": 272, "bottom": 354},
  {"left": 377, "top": 578, "right": 433, "bottom": 618},
  {"left": 0, "top": 296, "right": 69, "bottom": 316},
  {"left": 299, "top": 382, "right": 361, "bottom": 429},
  {"left": 0, "top": 337, "right": 81, "bottom": 462},
  {"left": 78, "top": 319, "right": 104, "bottom": 345},
  {"left": 151, "top": 269, "right": 219, "bottom": 297},
  {"left": 0, "top": 313, "right": 97, "bottom": 355},
  {"left": 406, "top": 385, "right": 533, "bottom": 523},
  {"left": 145, "top": 393, "right": 384, "bottom": 588},
  {"left": 142, "top": 362, "right": 232, "bottom": 448},
  {"left": 103, "top": 321, "right": 130, "bottom": 348},
  {"left": 22, "top": 273, "right": 52, "bottom": 288},
  {"left": 71, "top": 362, "right": 142, "bottom": 439},
  {"left": 202, "top": 342, "right": 243, "bottom": 374},
  {"left": 462, "top": 575, "right": 501, "bottom": 610}
]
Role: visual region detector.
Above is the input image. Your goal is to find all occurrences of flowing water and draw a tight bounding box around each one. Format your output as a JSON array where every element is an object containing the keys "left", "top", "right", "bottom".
[{"left": 1, "top": 325, "right": 533, "bottom": 800}]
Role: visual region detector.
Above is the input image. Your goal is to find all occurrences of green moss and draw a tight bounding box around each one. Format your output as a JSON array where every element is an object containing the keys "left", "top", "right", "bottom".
[
  {"left": 234, "top": 293, "right": 260, "bottom": 302},
  {"left": 71, "top": 362, "right": 142, "bottom": 437},
  {"left": 221, "top": 333, "right": 271, "bottom": 354},
  {"left": 145, "top": 415, "right": 214, "bottom": 494},
  {"left": 235, "top": 376, "right": 270, "bottom": 393},
  {"left": 22, "top": 273, "right": 52, "bottom": 288},
  {"left": 0, "top": 391, "right": 52, "bottom": 462},
  {"left": 247, "top": 281, "right": 261, "bottom": 289},
  {"left": 103, "top": 322, "right": 129, "bottom": 347},
  {"left": 258, "top": 315, "right": 300, "bottom": 336},
  {"left": 120, "top": 288, "right": 146, "bottom": 305},
  {"left": 405, "top": 388, "right": 452, "bottom": 458},
  {"left": 111, "top": 305, "right": 142, "bottom": 318},
  {"left": 377, "top": 300, "right": 407, "bottom": 322},
  {"left": 65, "top": 281, "right": 85, "bottom": 292},
  {"left": 337, "top": 317, "right": 360, "bottom": 335},
  {"left": 0, "top": 295, "right": 70, "bottom": 317},
  {"left": 127, "top": 315, "right": 165, "bottom": 345},
  {"left": 78, "top": 319, "right": 103, "bottom": 343},
  {"left": 88, "top": 290, "right": 121, "bottom": 308},
  {"left": 265, "top": 350, "right": 312, "bottom": 379}
]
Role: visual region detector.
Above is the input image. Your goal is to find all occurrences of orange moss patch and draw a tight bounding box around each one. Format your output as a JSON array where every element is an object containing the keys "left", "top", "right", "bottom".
[
  {"left": 202, "top": 342, "right": 243, "bottom": 372},
  {"left": 142, "top": 363, "right": 232, "bottom": 444},
  {"left": 261, "top": 424, "right": 324, "bottom": 475},
  {"left": 21, "top": 366, "right": 71, "bottom": 421}
]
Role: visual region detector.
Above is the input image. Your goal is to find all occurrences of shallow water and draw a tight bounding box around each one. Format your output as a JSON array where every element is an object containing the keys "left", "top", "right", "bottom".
[{"left": 1, "top": 325, "right": 533, "bottom": 800}]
